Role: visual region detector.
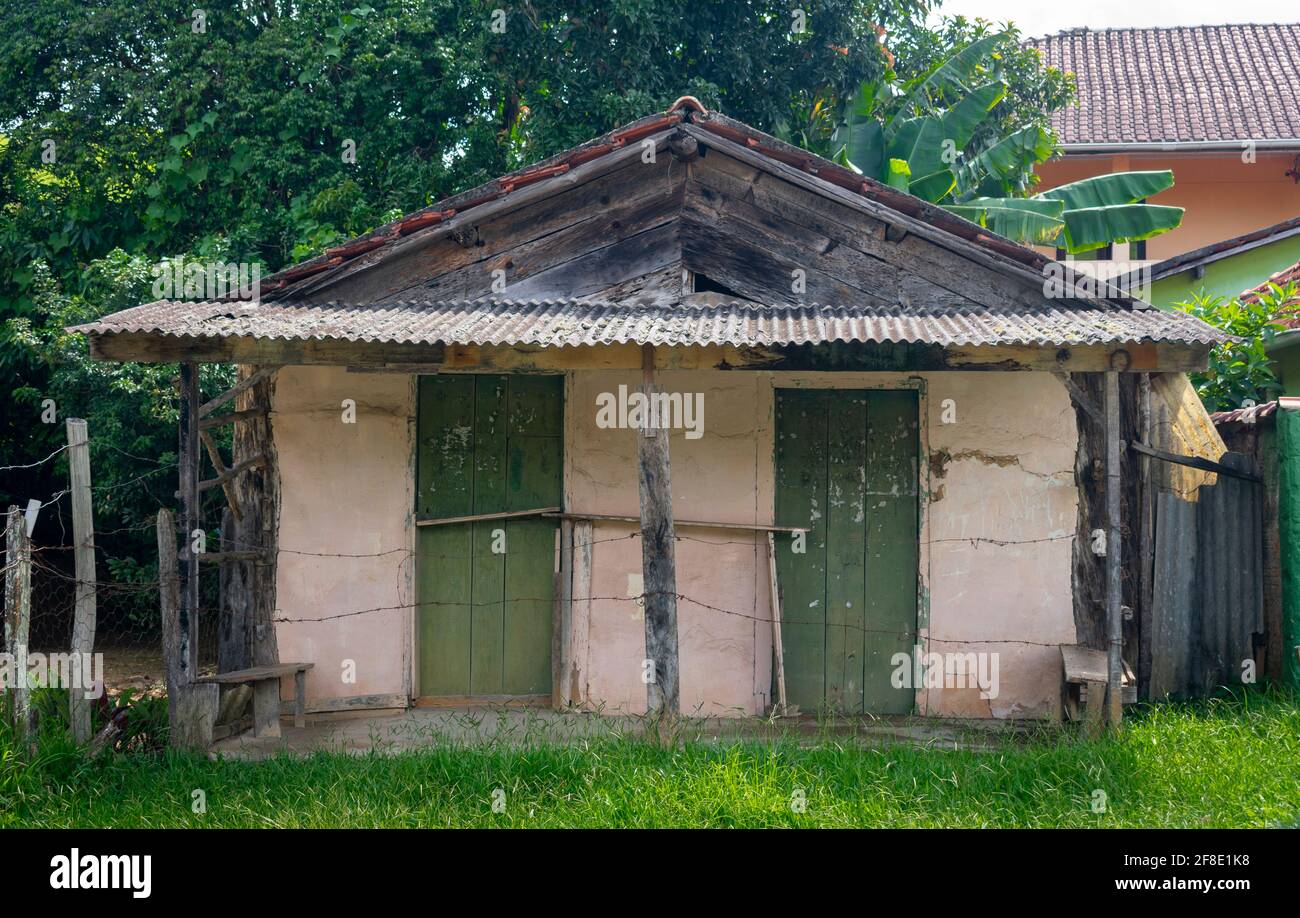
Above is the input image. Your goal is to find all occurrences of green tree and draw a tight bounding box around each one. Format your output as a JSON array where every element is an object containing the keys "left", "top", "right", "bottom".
[{"left": 1173, "top": 284, "right": 1295, "bottom": 413}]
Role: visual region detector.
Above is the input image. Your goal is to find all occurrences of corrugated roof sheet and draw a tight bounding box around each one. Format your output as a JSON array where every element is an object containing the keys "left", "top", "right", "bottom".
[
  {"left": 1028, "top": 25, "right": 1300, "bottom": 145},
  {"left": 1210, "top": 397, "right": 1300, "bottom": 426},
  {"left": 70, "top": 297, "right": 1229, "bottom": 349}
]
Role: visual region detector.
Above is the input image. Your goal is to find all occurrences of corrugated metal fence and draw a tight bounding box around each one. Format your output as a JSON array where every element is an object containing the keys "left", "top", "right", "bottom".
[{"left": 1150, "top": 452, "right": 1264, "bottom": 698}]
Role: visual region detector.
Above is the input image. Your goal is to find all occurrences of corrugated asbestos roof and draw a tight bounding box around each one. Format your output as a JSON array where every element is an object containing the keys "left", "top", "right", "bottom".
[
  {"left": 1028, "top": 25, "right": 1300, "bottom": 146},
  {"left": 70, "top": 297, "right": 1229, "bottom": 348}
]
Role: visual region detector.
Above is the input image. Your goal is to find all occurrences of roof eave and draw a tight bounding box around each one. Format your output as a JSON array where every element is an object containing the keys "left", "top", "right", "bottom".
[{"left": 1060, "top": 139, "right": 1300, "bottom": 155}]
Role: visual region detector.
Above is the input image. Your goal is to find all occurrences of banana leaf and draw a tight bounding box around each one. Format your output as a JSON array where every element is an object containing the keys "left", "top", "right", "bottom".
[
  {"left": 840, "top": 111, "right": 883, "bottom": 179},
  {"left": 967, "top": 124, "right": 1056, "bottom": 194},
  {"left": 940, "top": 81, "right": 1006, "bottom": 152},
  {"left": 887, "top": 115, "right": 949, "bottom": 186},
  {"left": 1037, "top": 170, "right": 1175, "bottom": 209},
  {"left": 900, "top": 32, "right": 1005, "bottom": 107},
  {"left": 908, "top": 168, "right": 957, "bottom": 202},
  {"left": 944, "top": 197, "right": 1065, "bottom": 246},
  {"left": 1058, "top": 203, "right": 1186, "bottom": 253}
]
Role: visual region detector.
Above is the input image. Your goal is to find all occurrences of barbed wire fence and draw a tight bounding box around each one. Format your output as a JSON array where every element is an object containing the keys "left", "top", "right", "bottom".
[
  {"left": 2, "top": 441, "right": 220, "bottom": 703},
  {"left": 4, "top": 433, "right": 1078, "bottom": 712}
]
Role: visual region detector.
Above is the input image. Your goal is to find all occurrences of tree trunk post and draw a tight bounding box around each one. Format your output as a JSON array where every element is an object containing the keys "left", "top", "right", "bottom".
[
  {"left": 65, "top": 418, "right": 97, "bottom": 742},
  {"left": 636, "top": 344, "right": 680, "bottom": 723}
]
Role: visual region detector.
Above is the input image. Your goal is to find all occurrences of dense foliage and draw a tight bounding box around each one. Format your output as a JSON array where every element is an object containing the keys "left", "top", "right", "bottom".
[
  {"left": 0, "top": 1, "right": 1079, "bottom": 584},
  {"left": 1173, "top": 283, "right": 1295, "bottom": 413}
]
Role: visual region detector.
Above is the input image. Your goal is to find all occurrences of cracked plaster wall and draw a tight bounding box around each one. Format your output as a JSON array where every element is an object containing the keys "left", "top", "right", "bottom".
[{"left": 271, "top": 366, "right": 1078, "bottom": 718}]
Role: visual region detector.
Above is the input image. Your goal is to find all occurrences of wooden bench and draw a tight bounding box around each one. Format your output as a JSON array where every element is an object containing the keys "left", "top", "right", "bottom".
[
  {"left": 1061, "top": 646, "right": 1134, "bottom": 733},
  {"left": 198, "top": 662, "right": 314, "bottom": 737}
]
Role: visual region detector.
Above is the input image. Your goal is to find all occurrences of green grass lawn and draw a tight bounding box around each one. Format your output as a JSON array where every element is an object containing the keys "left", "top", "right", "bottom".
[{"left": 2, "top": 688, "right": 1297, "bottom": 828}]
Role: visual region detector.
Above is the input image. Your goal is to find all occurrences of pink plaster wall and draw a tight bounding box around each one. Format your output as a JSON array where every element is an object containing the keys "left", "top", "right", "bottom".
[
  {"left": 272, "top": 366, "right": 413, "bottom": 705},
  {"left": 272, "top": 365, "right": 1078, "bottom": 719},
  {"left": 567, "top": 369, "right": 1079, "bottom": 718}
]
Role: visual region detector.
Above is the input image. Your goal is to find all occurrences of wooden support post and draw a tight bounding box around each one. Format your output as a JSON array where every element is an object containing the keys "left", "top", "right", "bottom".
[
  {"left": 1104, "top": 369, "right": 1124, "bottom": 728},
  {"left": 766, "top": 532, "right": 788, "bottom": 716},
  {"left": 294, "top": 670, "right": 307, "bottom": 729},
  {"left": 1137, "top": 373, "right": 1154, "bottom": 701},
  {"left": 554, "top": 517, "right": 575, "bottom": 708},
  {"left": 65, "top": 418, "right": 97, "bottom": 742},
  {"left": 178, "top": 362, "right": 201, "bottom": 680},
  {"left": 4, "top": 505, "right": 32, "bottom": 737},
  {"left": 160, "top": 508, "right": 217, "bottom": 749},
  {"left": 637, "top": 344, "right": 680, "bottom": 720}
]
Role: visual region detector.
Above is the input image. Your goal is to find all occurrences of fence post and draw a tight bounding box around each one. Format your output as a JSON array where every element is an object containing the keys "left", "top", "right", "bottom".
[
  {"left": 4, "top": 505, "right": 32, "bottom": 737},
  {"left": 66, "top": 418, "right": 97, "bottom": 742}
]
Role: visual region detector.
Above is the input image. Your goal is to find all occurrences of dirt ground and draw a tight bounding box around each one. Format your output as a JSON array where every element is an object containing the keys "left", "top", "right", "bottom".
[{"left": 31, "top": 645, "right": 215, "bottom": 700}]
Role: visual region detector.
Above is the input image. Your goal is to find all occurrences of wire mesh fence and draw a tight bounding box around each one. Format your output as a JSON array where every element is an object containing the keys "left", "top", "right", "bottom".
[{"left": 21, "top": 546, "right": 219, "bottom": 699}]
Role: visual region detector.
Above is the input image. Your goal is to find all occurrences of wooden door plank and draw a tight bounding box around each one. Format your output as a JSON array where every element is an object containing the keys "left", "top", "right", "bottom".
[
  {"left": 470, "top": 376, "right": 508, "bottom": 694},
  {"left": 502, "top": 376, "right": 562, "bottom": 695},
  {"left": 863, "top": 391, "right": 920, "bottom": 714},
  {"left": 775, "top": 390, "right": 829, "bottom": 712},
  {"left": 416, "top": 376, "right": 476, "bottom": 694},
  {"left": 826, "top": 393, "right": 868, "bottom": 713},
  {"left": 503, "top": 516, "right": 555, "bottom": 695},
  {"left": 416, "top": 375, "right": 475, "bottom": 520}
]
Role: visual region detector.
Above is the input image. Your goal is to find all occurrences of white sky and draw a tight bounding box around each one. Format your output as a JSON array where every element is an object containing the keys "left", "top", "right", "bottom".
[{"left": 929, "top": 0, "right": 1295, "bottom": 39}]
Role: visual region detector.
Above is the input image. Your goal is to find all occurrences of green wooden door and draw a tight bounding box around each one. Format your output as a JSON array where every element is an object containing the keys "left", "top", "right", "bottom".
[
  {"left": 416, "top": 375, "right": 562, "bottom": 698},
  {"left": 774, "top": 389, "right": 919, "bottom": 714}
]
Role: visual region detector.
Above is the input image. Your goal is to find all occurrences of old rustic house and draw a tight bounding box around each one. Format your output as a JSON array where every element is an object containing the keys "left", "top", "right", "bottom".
[{"left": 72, "top": 99, "right": 1233, "bottom": 735}]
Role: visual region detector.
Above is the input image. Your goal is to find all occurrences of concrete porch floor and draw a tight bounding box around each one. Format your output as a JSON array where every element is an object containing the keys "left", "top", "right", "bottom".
[{"left": 209, "top": 706, "right": 1042, "bottom": 760}]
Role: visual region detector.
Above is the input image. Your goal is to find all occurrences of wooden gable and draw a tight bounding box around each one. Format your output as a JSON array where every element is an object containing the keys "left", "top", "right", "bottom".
[{"left": 277, "top": 129, "right": 1071, "bottom": 314}]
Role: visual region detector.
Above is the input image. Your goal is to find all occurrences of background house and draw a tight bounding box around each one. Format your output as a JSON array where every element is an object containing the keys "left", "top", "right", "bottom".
[{"left": 1029, "top": 25, "right": 1300, "bottom": 275}]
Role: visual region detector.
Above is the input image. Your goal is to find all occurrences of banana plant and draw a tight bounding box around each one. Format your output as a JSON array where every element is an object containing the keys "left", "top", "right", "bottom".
[{"left": 831, "top": 34, "right": 1184, "bottom": 254}]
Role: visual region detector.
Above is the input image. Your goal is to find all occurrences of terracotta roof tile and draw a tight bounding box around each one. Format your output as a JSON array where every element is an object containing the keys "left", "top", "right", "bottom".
[{"left": 1028, "top": 25, "right": 1300, "bottom": 146}]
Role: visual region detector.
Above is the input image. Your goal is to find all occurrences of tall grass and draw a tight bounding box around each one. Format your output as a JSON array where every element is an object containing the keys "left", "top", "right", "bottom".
[{"left": 2, "top": 687, "right": 1297, "bottom": 828}]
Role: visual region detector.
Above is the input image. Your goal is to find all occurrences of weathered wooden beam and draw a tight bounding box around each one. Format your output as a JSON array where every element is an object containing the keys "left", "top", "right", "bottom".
[
  {"left": 766, "top": 532, "right": 789, "bottom": 716},
  {"left": 637, "top": 343, "right": 680, "bottom": 721},
  {"left": 1053, "top": 371, "right": 1103, "bottom": 423},
  {"left": 159, "top": 506, "right": 215, "bottom": 749},
  {"left": 88, "top": 331, "right": 1211, "bottom": 375},
  {"left": 178, "top": 363, "right": 200, "bottom": 679},
  {"left": 197, "top": 453, "right": 268, "bottom": 492},
  {"left": 199, "top": 430, "right": 243, "bottom": 521},
  {"left": 199, "top": 406, "right": 268, "bottom": 431},
  {"left": 89, "top": 330, "right": 444, "bottom": 367},
  {"left": 199, "top": 365, "right": 278, "bottom": 417},
  {"left": 1129, "top": 440, "right": 1263, "bottom": 484},
  {"left": 546, "top": 512, "right": 806, "bottom": 533},
  {"left": 1104, "top": 369, "right": 1124, "bottom": 728},
  {"left": 415, "top": 506, "right": 560, "bottom": 528},
  {"left": 65, "top": 418, "right": 97, "bottom": 743}
]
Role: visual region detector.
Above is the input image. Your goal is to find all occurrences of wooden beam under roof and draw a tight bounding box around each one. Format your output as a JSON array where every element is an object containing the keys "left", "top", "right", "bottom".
[{"left": 86, "top": 333, "right": 1210, "bottom": 373}]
